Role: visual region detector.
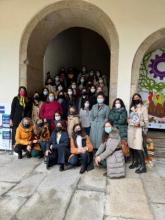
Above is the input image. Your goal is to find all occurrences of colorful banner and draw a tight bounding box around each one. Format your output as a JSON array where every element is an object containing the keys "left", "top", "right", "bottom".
[{"left": 139, "top": 49, "right": 165, "bottom": 129}]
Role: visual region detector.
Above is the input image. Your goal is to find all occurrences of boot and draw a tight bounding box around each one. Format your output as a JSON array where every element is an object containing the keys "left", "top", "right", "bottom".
[
  {"left": 80, "top": 165, "right": 87, "bottom": 174},
  {"left": 129, "top": 149, "right": 138, "bottom": 169},
  {"left": 59, "top": 164, "right": 64, "bottom": 172},
  {"left": 18, "top": 151, "right": 22, "bottom": 159},
  {"left": 135, "top": 150, "right": 147, "bottom": 174}
]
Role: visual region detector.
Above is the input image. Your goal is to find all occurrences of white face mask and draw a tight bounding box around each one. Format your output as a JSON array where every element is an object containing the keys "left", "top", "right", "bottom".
[
  {"left": 55, "top": 116, "right": 61, "bottom": 121},
  {"left": 68, "top": 91, "right": 72, "bottom": 95},
  {"left": 43, "top": 91, "right": 48, "bottom": 96},
  {"left": 80, "top": 79, "right": 85, "bottom": 83},
  {"left": 49, "top": 96, "right": 54, "bottom": 102},
  {"left": 84, "top": 103, "right": 89, "bottom": 108},
  {"left": 58, "top": 86, "right": 63, "bottom": 91},
  {"left": 90, "top": 88, "right": 95, "bottom": 93},
  {"left": 72, "top": 84, "right": 76, "bottom": 89},
  {"left": 115, "top": 103, "right": 121, "bottom": 109}
]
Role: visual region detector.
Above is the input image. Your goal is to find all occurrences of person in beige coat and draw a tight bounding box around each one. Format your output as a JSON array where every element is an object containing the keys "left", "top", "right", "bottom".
[
  {"left": 67, "top": 106, "right": 80, "bottom": 138},
  {"left": 128, "top": 93, "right": 148, "bottom": 174},
  {"left": 95, "top": 121, "right": 125, "bottom": 178}
]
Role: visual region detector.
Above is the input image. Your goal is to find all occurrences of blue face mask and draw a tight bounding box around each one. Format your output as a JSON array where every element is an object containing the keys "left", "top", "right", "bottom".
[
  {"left": 105, "top": 127, "right": 112, "bottom": 134},
  {"left": 49, "top": 96, "right": 54, "bottom": 102},
  {"left": 97, "top": 98, "right": 104, "bottom": 104}
]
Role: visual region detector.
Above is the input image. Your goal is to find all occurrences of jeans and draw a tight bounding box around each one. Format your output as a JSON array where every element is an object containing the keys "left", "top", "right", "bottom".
[{"left": 69, "top": 152, "right": 90, "bottom": 167}]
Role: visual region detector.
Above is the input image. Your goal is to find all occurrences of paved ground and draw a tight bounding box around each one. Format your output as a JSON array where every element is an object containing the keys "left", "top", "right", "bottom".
[{"left": 0, "top": 151, "right": 165, "bottom": 220}]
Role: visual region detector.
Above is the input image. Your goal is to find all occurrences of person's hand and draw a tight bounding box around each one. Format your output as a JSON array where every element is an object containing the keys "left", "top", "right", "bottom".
[
  {"left": 134, "top": 123, "right": 140, "bottom": 127},
  {"left": 45, "top": 150, "right": 51, "bottom": 156},
  {"left": 9, "top": 119, "right": 13, "bottom": 127},
  {"left": 33, "top": 140, "right": 38, "bottom": 144},
  {"left": 79, "top": 147, "right": 86, "bottom": 154},
  {"left": 95, "top": 156, "right": 101, "bottom": 166},
  {"left": 27, "top": 145, "right": 31, "bottom": 152}
]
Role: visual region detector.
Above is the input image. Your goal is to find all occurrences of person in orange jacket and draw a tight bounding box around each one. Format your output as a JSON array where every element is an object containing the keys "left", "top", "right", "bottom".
[
  {"left": 14, "top": 117, "right": 39, "bottom": 159},
  {"left": 68, "top": 123, "right": 93, "bottom": 174}
]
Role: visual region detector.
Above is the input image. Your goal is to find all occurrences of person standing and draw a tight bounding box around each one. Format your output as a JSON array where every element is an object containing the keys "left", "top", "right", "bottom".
[
  {"left": 39, "top": 92, "right": 63, "bottom": 131},
  {"left": 109, "top": 98, "right": 128, "bottom": 140},
  {"left": 79, "top": 100, "right": 91, "bottom": 135},
  {"left": 90, "top": 92, "right": 110, "bottom": 150},
  {"left": 10, "top": 86, "right": 32, "bottom": 147},
  {"left": 128, "top": 93, "right": 148, "bottom": 174}
]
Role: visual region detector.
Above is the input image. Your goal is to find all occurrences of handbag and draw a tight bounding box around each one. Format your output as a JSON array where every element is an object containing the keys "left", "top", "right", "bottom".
[
  {"left": 120, "top": 139, "right": 129, "bottom": 157},
  {"left": 46, "top": 149, "right": 58, "bottom": 169}
]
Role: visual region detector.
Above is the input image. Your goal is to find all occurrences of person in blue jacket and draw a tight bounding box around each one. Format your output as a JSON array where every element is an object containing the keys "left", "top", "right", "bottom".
[{"left": 45, "top": 121, "right": 69, "bottom": 171}]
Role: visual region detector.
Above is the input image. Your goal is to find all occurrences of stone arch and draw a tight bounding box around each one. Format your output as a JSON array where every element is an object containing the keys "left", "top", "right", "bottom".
[
  {"left": 131, "top": 28, "right": 165, "bottom": 95},
  {"left": 19, "top": 0, "right": 119, "bottom": 104}
]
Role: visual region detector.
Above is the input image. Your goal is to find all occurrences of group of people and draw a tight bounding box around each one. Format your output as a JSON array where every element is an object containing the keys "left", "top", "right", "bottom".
[{"left": 10, "top": 66, "right": 149, "bottom": 177}]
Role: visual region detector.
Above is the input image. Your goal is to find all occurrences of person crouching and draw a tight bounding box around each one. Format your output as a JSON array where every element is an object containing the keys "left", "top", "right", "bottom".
[
  {"left": 68, "top": 123, "right": 93, "bottom": 174},
  {"left": 14, "top": 117, "right": 38, "bottom": 159}
]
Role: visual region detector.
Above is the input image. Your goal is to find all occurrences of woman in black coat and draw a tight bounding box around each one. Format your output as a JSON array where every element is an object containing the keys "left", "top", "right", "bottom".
[{"left": 10, "top": 86, "right": 32, "bottom": 146}]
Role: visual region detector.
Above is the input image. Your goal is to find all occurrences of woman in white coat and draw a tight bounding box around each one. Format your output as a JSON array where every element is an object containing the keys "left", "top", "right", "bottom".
[{"left": 128, "top": 93, "right": 148, "bottom": 174}]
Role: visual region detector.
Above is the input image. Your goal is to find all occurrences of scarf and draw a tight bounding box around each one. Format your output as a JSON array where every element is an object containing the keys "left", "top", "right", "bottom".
[{"left": 19, "top": 96, "right": 26, "bottom": 108}]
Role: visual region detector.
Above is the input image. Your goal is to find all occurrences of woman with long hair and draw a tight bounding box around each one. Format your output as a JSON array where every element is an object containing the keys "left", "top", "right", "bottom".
[
  {"left": 10, "top": 86, "right": 32, "bottom": 147},
  {"left": 128, "top": 93, "right": 148, "bottom": 174},
  {"left": 95, "top": 121, "right": 125, "bottom": 178},
  {"left": 69, "top": 123, "right": 93, "bottom": 174}
]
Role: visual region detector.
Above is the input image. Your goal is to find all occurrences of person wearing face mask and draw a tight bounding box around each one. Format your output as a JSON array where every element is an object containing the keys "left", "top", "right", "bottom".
[
  {"left": 95, "top": 121, "right": 125, "bottom": 178},
  {"left": 67, "top": 106, "right": 80, "bottom": 138},
  {"left": 77, "top": 66, "right": 87, "bottom": 84},
  {"left": 33, "top": 119, "right": 50, "bottom": 155},
  {"left": 71, "top": 82, "right": 81, "bottom": 97},
  {"left": 57, "top": 92, "right": 68, "bottom": 120},
  {"left": 39, "top": 92, "right": 63, "bottom": 132},
  {"left": 89, "top": 85, "right": 97, "bottom": 107},
  {"left": 66, "top": 88, "right": 78, "bottom": 113},
  {"left": 14, "top": 117, "right": 37, "bottom": 159},
  {"left": 90, "top": 92, "right": 110, "bottom": 150},
  {"left": 79, "top": 100, "right": 92, "bottom": 135},
  {"left": 54, "top": 112, "right": 67, "bottom": 131},
  {"left": 32, "top": 92, "right": 43, "bottom": 123},
  {"left": 78, "top": 89, "right": 89, "bottom": 111},
  {"left": 45, "top": 121, "right": 69, "bottom": 171},
  {"left": 68, "top": 123, "right": 93, "bottom": 174},
  {"left": 78, "top": 77, "right": 86, "bottom": 90},
  {"left": 10, "top": 86, "right": 32, "bottom": 147},
  {"left": 109, "top": 98, "right": 128, "bottom": 141},
  {"left": 45, "top": 78, "right": 56, "bottom": 94},
  {"left": 128, "top": 93, "right": 148, "bottom": 174},
  {"left": 98, "top": 77, "right": 109, "bottom": 97},
  {"left": 40, "top": 87, "right": 49, "bottom": 102}
]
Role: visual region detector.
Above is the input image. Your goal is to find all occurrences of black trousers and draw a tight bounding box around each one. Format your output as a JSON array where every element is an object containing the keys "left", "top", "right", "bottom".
[{"left": 14, "top": 144, "right": 31, "bottom": 157}]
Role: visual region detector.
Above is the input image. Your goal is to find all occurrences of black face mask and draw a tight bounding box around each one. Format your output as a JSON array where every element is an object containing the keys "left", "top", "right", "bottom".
[
  {"left": 133, "top": 100, "right": 140, "bottom": 105},
  {"left": 37, "top": 122, "right": 44, "bottom": 128},
  {"left": 23, "top": 123, "right": 30, "bottom": 129},
  {"left": 76, "top": 130, "right": 81, "bottom": 135},
  {"left": 56, "top": 127, "right": 62, "bottom": 132},
  {"left": 70, "top": 112, "right": 76, "bottom": 115}
]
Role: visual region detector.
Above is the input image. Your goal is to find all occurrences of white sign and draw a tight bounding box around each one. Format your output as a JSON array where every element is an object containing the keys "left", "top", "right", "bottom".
[{"left": 0, "top": 103, "right": 12, "bottom": 150}]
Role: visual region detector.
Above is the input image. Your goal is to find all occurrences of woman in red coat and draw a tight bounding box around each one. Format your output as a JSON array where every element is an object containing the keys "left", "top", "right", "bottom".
[{"left": 39, "top": 92, "right": 63, "bottom": 132}]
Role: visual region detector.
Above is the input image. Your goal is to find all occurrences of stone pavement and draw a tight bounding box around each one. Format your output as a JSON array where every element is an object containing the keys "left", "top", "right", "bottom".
[{"left": 0, "top": 151, "right": 165, "bottom": 220}]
